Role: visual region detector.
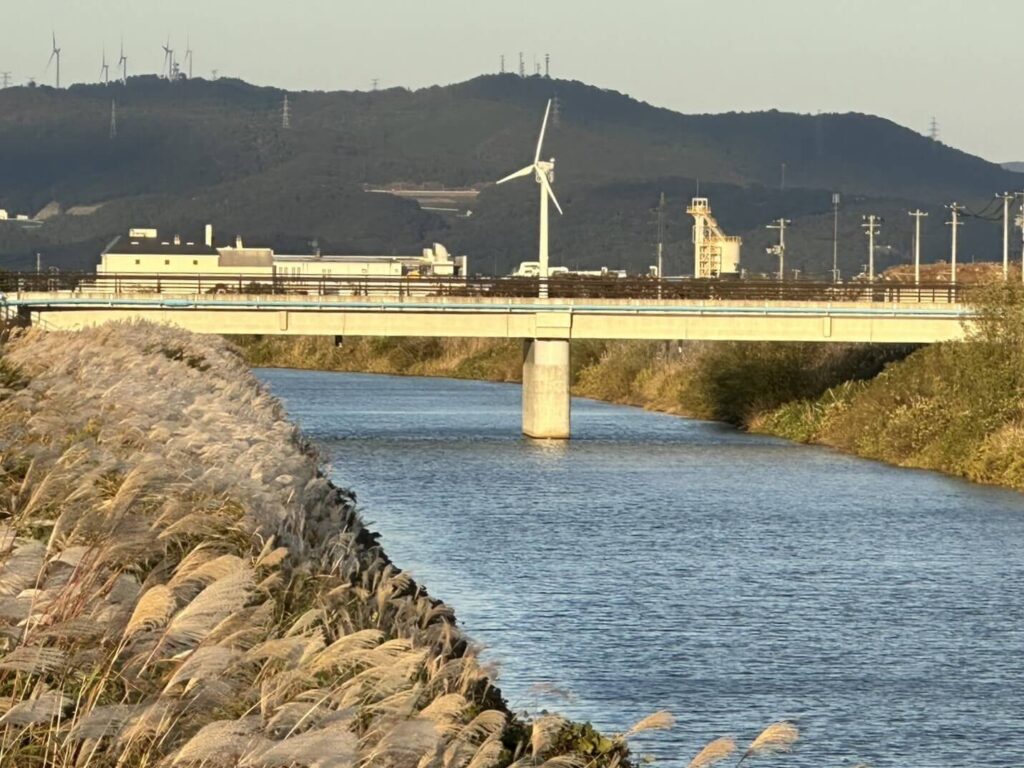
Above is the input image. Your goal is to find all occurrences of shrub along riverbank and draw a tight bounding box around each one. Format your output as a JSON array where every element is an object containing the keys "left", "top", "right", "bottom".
[
  {"left": 233, "top": 335, "right": 911, "bottom": 428},
  {"left": 235, "top": 284, "right": 1024, "bottom": 492},
  {"left": 756, "top": 284, "right": 1024, "bottom": 490}
]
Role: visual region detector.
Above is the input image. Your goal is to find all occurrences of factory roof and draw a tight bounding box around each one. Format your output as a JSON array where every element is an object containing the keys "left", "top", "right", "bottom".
[{"left": 106, "top": 236, "right": 219, "bottom": 256}]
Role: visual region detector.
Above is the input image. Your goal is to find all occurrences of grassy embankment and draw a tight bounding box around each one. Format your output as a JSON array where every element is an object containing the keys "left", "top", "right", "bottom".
[
  {"left": 0, "top": 323, "right": 801, "bottom": 767},
  {"left": 236, "top": 283, "right": 1024, "bottom": 492},
  {"left": 234, "top": 334, "right": 910, "bottom": 429},
  {"left": 757, "top": 284, "right": 1024, "bottom": 490}
]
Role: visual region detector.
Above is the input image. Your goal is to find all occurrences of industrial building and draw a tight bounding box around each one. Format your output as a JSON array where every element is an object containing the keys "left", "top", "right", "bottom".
[
  {"left": 687, "top": 197, "right": 742, "bottom": 278},
  {"left": 94, "top": 225, "right": 467, "bottom": 292}
]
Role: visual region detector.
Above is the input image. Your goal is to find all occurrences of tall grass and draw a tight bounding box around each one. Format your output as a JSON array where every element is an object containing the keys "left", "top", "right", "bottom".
[{"left": 0, "top": 323, "right": 619, "bottom": 767}]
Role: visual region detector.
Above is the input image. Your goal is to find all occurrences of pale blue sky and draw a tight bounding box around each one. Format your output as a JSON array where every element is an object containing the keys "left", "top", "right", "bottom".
[{"left": 5, "top": 0, "right": 1023, "bottom": 162}]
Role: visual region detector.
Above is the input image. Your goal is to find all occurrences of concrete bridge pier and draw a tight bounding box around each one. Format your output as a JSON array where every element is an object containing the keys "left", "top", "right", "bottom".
[{"left": 522, "top": 337, "right": 571, "bottom": 439}]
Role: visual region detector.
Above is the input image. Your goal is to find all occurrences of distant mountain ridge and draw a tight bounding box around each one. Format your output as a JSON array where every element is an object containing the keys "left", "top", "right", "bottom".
[
  {"left": 0, "top": 74, "right": 1018, "bottom": 274},
  {"left": 1004, "top": 162, "right": 1024, "bottom": 173}
]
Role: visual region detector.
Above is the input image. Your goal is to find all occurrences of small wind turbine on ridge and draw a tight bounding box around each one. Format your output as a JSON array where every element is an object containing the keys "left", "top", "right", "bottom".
[
  {"left": 118, "top": 38, "right": 128, "bottom": 83},
  {"left": 162, "top": 38, "right": 174, "bottom": 80},
  {"left": 184, "top": 36, "right": 193, "bottom": 79},
  {"left": 100, "top": 47, "right": 110, "bottom": 85},
  {"left": 46, "top": 32, "right": 62, "bottom": 88},
  {"left": 496, "top": 98, "right": 562, "bottom": 297}
]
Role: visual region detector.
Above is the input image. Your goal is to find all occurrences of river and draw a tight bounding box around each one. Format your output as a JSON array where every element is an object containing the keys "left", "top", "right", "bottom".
[{"left": 257, "top": 368, "right": 1024, "bottom": 768}]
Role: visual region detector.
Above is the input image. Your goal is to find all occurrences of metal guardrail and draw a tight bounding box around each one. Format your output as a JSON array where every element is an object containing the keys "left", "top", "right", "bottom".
[{"left": 0, "top": 272, "right": 969, "bottom": 304}]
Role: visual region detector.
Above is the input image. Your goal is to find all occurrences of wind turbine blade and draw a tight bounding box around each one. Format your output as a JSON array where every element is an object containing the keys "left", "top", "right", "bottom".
[
  {"left": 533, "top": 98, "right": 552, "bottom": 164},
  {"left": 496, "top": 164, "right": 535, "bottom": 185},
  {"left": 540, "top": 173, "right": 563, "bottom": 215}
]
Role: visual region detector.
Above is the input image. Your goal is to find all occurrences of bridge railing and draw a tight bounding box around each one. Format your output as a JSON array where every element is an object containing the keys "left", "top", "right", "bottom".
[{"left": 0, "top": 272, "right": 968, "bottom": 304}]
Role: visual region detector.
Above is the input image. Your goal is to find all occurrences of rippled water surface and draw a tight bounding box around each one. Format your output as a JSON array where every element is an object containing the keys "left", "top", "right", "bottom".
[{"left": 258, "top": 368, "right": 1024, "bottom": 768}]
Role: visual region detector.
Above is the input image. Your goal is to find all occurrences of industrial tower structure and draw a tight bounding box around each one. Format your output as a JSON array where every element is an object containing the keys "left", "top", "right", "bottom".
[{"left": 687, "top": 197, "right": 742, "bottom": 278}]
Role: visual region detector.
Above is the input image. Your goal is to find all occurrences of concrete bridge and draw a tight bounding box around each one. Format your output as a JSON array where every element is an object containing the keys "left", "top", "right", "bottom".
[{"left": 3, "top": 276, "right": 972, "bottom": 439}]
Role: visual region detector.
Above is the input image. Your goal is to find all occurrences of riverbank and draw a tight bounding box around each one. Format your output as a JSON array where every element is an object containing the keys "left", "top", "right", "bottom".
[
  {"left": 234, "top": 286, "right": 1024, "bottom": 492},
  {"left": 0, "top": 323, "right": 690, "bottom": 767}
]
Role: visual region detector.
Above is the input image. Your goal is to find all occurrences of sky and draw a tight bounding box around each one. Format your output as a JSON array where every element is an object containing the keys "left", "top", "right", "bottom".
[{"left": 4, "top": 0, "right": 1023, "bottom": 163}]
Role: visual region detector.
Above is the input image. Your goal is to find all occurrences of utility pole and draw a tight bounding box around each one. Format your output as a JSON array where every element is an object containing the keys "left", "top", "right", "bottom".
[
  {"left": 861, "top": 214, "right": 882, "bottom": 283},
  {"left": 1016, "top": 192, "right": 1024, "bottom": 284},
  {"left": 656, "top": 192, "right": 666, "bottom": 295},
  {"left": 909, "top": 209, "right": 928, "bottom": 286},
  {"left": 946, "top": 202, "right": 963, "bottom": 287},
  {"left": 831, "top": 192, "right": 841, "bottom": 283},
  {"left": 766, "top": 218, "right": 791, "bottom": 281},
  {"left": 998, "top": 192, "right": 1014, "bottom": 281}
]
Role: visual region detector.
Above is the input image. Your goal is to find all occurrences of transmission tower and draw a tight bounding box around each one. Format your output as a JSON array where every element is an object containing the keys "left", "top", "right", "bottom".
[
  {"left": 545, "top": 53, "right": 550, "bottom": 78},
  {"left": 109, "top": 99, "right": 117, "bottom": 139},
  {"left": 371, "top": 78, "right": 379, "bottom": 91},
  {"left": 0, "top": 72, "right": 11, "bottom": 89},
  {"left": 518, "top": 52, "right": 525, "bottom": 77},
  {"left": 928, "top": 116, "right": 939, "bottom": 142},
  {"left": 281, "top": 93, "right": 291, "bottom": 130},
  {"left": 500, "top": 54, "right": 505, "bottom": 74}
]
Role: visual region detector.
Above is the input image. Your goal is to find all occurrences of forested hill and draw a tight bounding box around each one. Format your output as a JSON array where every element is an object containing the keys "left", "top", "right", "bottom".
[{"left": 0, "top": 73, "right": 1018, "bottom": 274}]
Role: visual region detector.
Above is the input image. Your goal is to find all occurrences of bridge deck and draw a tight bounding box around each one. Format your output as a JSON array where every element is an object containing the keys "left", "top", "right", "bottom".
[{"left": 7, "top": 290, "right": 971, "bottom": 344}]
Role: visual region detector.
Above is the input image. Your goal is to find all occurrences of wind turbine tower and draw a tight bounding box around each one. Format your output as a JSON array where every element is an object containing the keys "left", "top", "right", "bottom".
[
  {"left": 101, "top": 48, "right": 110, "bottom": 85},
  {"left": 118, "top": 38, "right": 128, "bottom": 83},
  {"left": 162, "top": 38, "right": 174, "bottom": 80},
  {"left": 495, "top": 99, "right": 563, "bottom": 298},
  {"left": 48, "top": 33, "right": 62, "bottom": 88},
  {"left": 184, "top": 37, "right": 193, "bottom": 79}
]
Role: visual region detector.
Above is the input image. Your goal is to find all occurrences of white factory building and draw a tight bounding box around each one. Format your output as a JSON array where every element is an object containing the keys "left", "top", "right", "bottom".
[{"left": 96, "top": 225, "right": 467, "bottom": 285}]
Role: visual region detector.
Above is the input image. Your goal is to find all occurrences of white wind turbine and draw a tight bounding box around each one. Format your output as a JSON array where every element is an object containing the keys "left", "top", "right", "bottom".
[
  {"left": 496, "top": 98, "right": 562, "bottom": 297},
  {"left": 47, "top": 32, "right": 62, "bottom": 89}
]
